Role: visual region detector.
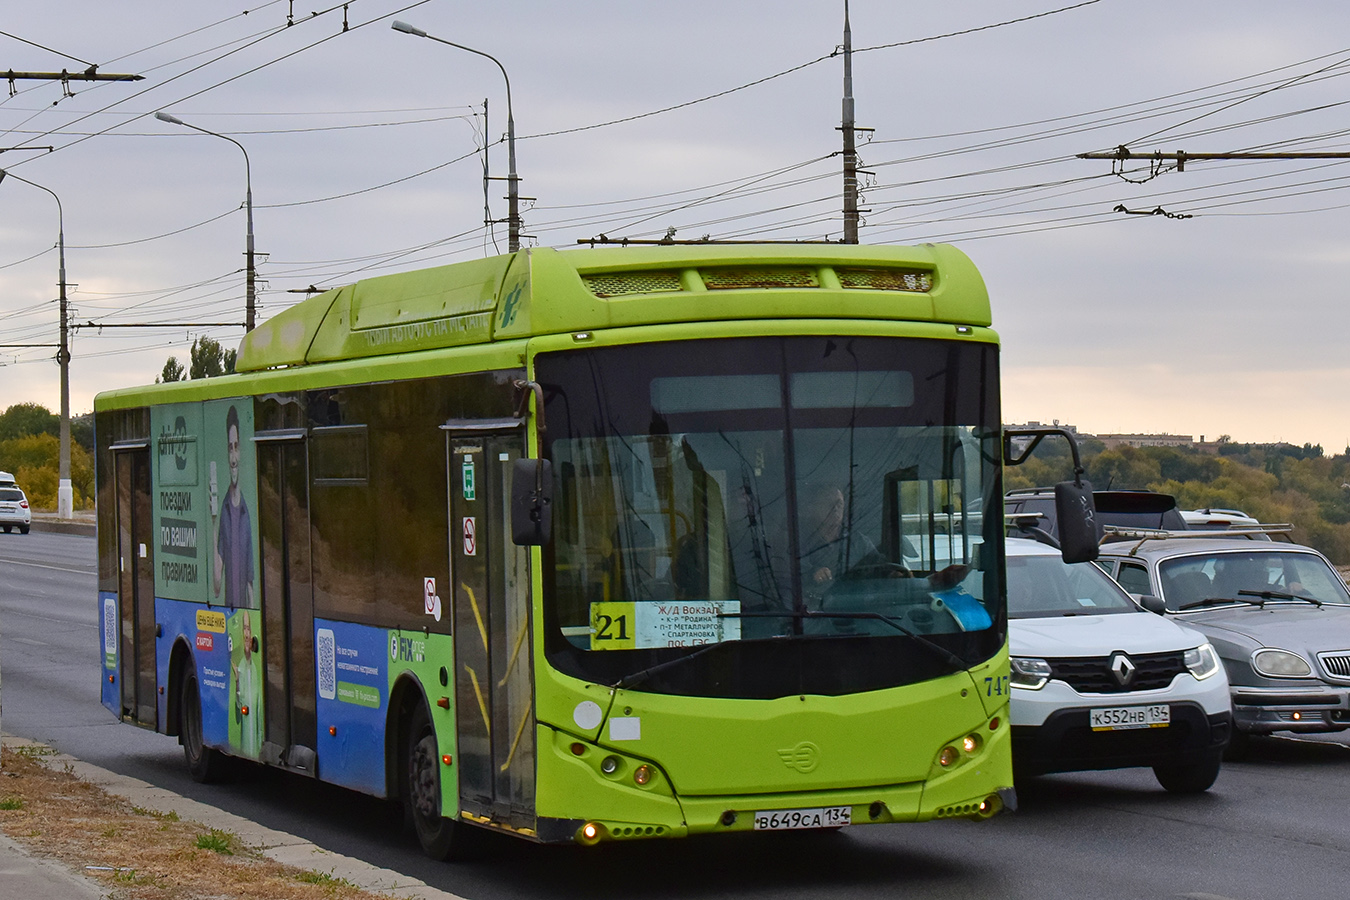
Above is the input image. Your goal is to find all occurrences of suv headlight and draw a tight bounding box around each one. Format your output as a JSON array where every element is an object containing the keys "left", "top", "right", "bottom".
[
  {"left": 1183, "top": 642, "right": 1220, "bottom": 681},
  {"left": 1010, "top": 657, "right": 1052, "bottom": 690},
  {"left": 1252, "top": 648, "right": 1313, "bottom": 678}
]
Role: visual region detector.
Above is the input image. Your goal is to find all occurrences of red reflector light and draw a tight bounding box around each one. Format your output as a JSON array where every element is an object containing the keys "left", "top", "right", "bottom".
[
  {"left": 241, "top": 705, "right": 249, "bottom": 716},
  {"left": 437, "top": 696, "right": 450, "bottom": 709},
  {"left": 989, "top": 717, "right": 1000, "bottom": 731},
  {"left": 442, "top": 754, "right": 453, "bottom": 766},
  {"left": 329, "top": 726, "right": 337, "bottom": 736}
]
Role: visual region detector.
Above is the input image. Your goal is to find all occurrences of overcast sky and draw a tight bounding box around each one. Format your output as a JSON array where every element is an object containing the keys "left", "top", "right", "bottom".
[{"left": 3, "top": 1, "right": 1349, "bottom": 451}]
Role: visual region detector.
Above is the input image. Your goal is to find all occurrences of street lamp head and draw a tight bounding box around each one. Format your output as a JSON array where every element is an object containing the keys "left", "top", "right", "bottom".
[
  {"left": 391, "top": 20, "right": 427, "bottom": 37},
  {"left": 155, "top": 111, "right": 185, "bottom": 126}
]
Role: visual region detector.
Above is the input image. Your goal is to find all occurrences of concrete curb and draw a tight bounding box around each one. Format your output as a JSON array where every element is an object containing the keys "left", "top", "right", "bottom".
[
  {"left": 27, "top": 515, "right": 96, "bottom": 537},
  {"left": 1, "top": 734, "right": 466, "bottom": 900}
]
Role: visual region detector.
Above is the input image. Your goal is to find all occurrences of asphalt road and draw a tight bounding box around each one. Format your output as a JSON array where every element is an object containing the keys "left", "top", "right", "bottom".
[{"left": 3, "top": 530, "right": 1349, "bottom": 900}]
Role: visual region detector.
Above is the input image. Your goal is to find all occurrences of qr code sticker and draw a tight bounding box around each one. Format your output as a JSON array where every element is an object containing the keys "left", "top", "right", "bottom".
[
  {"left": 317, "top": 628, "right": 336, "bottom": 700},
  {"left": 103, "top": 598, "right": 117, "bottom": 667}
]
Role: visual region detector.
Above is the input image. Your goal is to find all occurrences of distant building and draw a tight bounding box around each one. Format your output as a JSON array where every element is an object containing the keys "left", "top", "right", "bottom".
[
  {"left": 1004, "top": 421, "right": 1080, "bottom": 456},
  {"left": 1094, "top": 432, "right": 1194, "bottom": 449}
]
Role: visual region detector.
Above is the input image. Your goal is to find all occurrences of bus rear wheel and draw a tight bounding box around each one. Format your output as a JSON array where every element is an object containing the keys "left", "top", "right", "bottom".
[
  {"left": 180, "top": 669, "right": 230, "bottom": 783},
  {"left": 406, "top": 704, "right": 474, "bottom": 860}
]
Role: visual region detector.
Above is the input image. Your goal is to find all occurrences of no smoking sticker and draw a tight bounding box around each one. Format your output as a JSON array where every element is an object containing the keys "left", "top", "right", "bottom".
[{"left": 463, "top": 517, "right": 477, "bottom": 556}]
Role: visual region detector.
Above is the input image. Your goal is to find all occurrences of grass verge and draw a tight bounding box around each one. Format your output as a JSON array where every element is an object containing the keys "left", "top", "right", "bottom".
[{"left": 0, "top": 745, "right": 408, "bottom": 900}]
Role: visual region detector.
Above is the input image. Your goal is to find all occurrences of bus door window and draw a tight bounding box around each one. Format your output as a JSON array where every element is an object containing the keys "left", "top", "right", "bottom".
[
  {"left": 449, "top": 432, "right": 535, "bottom": 828},
  {"left": 115, "top": 447, "right": 157, "bottom": 727},
  {"left": 257, "top": 433, "right": 316, "bottom": 772}
]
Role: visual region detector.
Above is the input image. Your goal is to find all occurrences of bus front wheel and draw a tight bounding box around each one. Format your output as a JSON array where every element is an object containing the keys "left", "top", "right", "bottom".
[
  {"left": 406, "top": 704, "right": 470, "bottom": 860},
  {"left": 180, "top": 669, "right": 230, "bottom": 783}
]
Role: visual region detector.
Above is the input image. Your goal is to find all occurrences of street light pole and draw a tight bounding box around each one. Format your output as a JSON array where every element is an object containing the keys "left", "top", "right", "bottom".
[
  {"left": 0, "top": 168, "right": 73, "bottom": 517},
  {"left": 155, "top": 111, "right": 257, "bottom": 331},
  {"left": 392, "top": 20, "right": 521, "bottom": 253}
]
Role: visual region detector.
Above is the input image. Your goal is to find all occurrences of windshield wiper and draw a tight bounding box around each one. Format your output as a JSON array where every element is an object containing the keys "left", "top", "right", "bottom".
[
  {"left": 1179, "top": 596, "right": 1262, "bottom": 611},
  {"left": 1239, "top": 589, "right": 1323, "bottom": 607},
  {"left": 721, "top": 610, "right": 972, "bottom": 670},
  {"left": 611, "top": 639, "right": 744, "bottom": 692}
]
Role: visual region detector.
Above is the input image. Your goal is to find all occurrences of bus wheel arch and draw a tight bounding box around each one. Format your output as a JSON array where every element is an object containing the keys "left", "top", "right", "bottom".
[
  {"left": 387, "top": 675, "right": 472, "bottom": 860},
  {"left": 174, "top": 646, "right": 231, "bottom": 784},
  {"left": 166, "top": 638, "right": 194, "bottom": 738}
]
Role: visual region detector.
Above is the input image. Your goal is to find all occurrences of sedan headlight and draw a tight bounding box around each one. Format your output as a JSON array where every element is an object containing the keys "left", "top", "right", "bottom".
[
  {"left": 1010, "top": 657, "right": 1052, "bottom": 690},
  {"left": 1183, "top": 642, "right": 1221, "bottom": 681},
  {"left": 1252, "top": 648, "right": 1313, "bottom": 678}
]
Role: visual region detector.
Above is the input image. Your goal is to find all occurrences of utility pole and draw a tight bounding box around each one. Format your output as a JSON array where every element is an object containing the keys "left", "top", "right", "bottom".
[
  {"left": 393, "top": 22, "right": 531, "bottom": 252},
  {"left": 155, "top": 112, "right": 258, "bottom": 331},
  {"left": 0, "top": 168, "right": 73, "bottom": 517},
  {"left": 841, "top": 0, "right": 859, "bottom": 244}
]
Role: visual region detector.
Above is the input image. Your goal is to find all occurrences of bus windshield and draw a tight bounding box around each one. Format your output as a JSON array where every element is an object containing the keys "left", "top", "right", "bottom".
[{"left": 537, "top": 335, "right": 1005, "bottom": 699}]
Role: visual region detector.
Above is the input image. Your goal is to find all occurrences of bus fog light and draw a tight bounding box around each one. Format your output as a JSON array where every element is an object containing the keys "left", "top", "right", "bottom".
[
  {"left": 938, "top": 746, "right": 959, "bottom": 767},
  {"left": 962, "top": 734, "right": 980, "bottom": 754},
  {"left": 633, "top": 764, "right": 653, "bottom": 785}
]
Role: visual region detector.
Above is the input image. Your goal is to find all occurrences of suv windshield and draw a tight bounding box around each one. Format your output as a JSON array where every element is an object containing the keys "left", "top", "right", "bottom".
[
  {"left": 537, "top": 335, "right": 1004, "bottom": 698},
  {"left": 1160, "top": 550, "right": 1350, "bottom": 610},
  {"left": 1007, "top": 551, "right": 1138, "bottom": 618}
]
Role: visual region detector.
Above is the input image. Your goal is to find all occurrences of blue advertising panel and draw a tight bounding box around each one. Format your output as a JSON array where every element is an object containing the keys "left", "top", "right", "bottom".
[
  {"left": 315, "top": 619, "right": 390, "bottom": 796},
  {"left": 100, "top": 591, "right": 118, "bottom": 713}
]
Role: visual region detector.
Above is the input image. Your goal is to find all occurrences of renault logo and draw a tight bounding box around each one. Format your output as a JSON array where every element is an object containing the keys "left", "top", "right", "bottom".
[
  {"left": 1109, "top": 652, "right": 1136, "bottom": 687},
  {"left": 777, "top": 741, "right": 820, "bottom": 774}
]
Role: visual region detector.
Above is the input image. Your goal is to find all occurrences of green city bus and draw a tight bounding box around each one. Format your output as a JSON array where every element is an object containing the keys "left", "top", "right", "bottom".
[{"left": 96, "top": 242, "right": 1054, "bottom": 857}]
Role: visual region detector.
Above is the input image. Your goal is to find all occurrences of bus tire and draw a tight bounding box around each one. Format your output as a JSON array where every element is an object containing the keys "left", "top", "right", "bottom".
[
  {"left": 406, "top": 703, "right": 468, "bottom": 860},
  {"left": 180, "top": 669, "right": 230, "bottom": 783}
]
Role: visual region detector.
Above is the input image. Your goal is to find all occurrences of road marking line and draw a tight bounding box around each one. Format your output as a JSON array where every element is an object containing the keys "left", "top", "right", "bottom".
[{"left": 0, "top": 558, "right": 96, "bottom": 575}]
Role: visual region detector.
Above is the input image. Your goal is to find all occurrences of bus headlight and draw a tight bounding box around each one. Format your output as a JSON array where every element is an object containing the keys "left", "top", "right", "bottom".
[
  {"left": 1183, "top": 643, "right": 1221, "bottom": 680},
  {"left": 1252, "top": 648, "right": 1313, "bottom": 678},
  {"left": 1010, "top": 657, "right": 1052, "bottom": 690}
]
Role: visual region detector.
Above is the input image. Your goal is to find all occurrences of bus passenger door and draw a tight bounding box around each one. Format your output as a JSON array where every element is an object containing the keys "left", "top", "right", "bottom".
[
  {"left": 448, "top": 431, "right": 536, "bottom": 831},
  {"left": 114, "top": 447, "right": 157, "bottom": 727},
  {"left": 257, "top": 435, "right": 317, "bottom": 774}
]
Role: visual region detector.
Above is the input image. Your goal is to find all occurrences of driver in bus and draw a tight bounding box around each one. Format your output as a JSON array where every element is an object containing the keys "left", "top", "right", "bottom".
[{"left": 799, "top": 484, "right": 900, "bottom": 598}]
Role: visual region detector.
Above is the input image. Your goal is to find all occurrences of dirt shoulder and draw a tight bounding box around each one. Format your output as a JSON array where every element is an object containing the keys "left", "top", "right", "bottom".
[{"left": 0, "top": 744, "right": 415, "bottom": 900}]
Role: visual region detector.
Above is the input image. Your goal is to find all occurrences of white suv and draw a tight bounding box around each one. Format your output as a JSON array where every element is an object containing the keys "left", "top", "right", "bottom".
[
  {"left": 1008, "top": 537, "right": 1231, "bottom": 792},
  {"left": 0, "top": 482, "right": 32, "bottom": 534}
]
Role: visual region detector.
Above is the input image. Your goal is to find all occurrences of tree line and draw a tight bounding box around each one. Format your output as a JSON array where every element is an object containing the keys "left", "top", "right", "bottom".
[
  {"left": 0, "top": 337, "right": 237, "bottom": 511},
  {"left": 1006, "top": 437, "right": 1350, "bottom": 564}
]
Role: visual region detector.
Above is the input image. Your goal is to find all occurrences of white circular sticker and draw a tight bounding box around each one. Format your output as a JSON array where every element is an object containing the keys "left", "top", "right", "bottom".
[{"left": 573, "top": 700, "right": 603, "bottom": 731}]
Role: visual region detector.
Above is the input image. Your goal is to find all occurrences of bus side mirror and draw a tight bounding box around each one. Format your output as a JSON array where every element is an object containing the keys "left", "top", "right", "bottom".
[
  {"left": 511, "top": 459, "right": 553, "bottom": 546},
  {"left": 1055, "top": 480, "right": 1098, "bottom": 563}
]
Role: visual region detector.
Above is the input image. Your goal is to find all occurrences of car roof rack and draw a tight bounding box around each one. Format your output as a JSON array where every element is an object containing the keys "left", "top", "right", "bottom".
[{"left": 1101, "top": 524, "right": 1294, "bottom": 554}]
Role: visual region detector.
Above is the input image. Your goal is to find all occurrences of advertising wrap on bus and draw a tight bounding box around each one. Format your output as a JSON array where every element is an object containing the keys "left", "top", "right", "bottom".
[{"left": 94, "top": 243, "right": 1066, "bottom": 860}]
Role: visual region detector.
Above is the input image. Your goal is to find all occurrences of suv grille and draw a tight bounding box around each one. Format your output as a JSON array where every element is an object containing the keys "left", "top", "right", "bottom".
[
  {"left": 1318, "top": 651, "right": 1350, "bottom": 682},
  {"left": 1049, "top": 651, "right": 1186, "bottom": 694}
]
